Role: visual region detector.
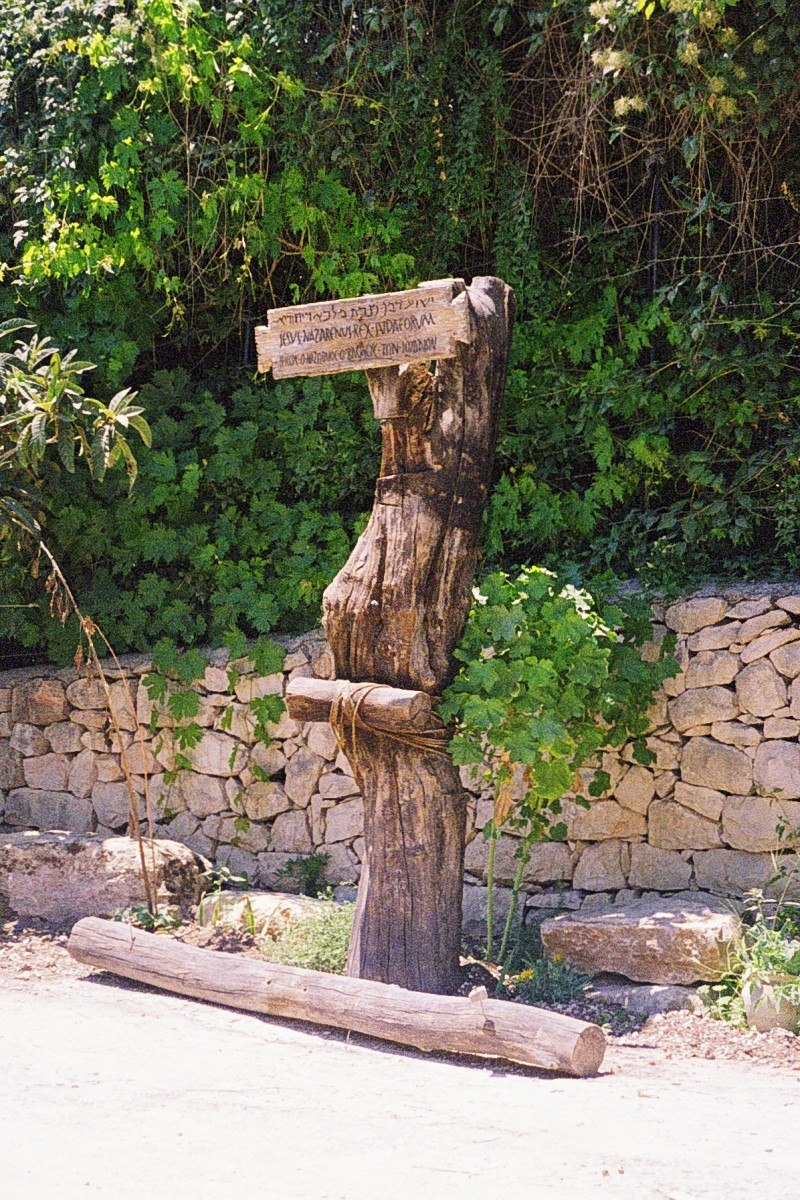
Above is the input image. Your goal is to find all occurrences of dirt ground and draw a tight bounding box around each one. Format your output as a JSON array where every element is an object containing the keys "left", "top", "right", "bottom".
[{"left": 1, "top": 926, "right": 799, "bottom": 1199}]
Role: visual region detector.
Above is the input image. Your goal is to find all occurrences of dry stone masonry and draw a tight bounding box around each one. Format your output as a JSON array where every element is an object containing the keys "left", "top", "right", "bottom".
[{"left": 2, "top": 587, "right": 800, "bottom": 924}]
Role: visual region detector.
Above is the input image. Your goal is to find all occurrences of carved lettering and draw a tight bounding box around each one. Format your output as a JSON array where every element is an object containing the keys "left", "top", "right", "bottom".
[{"left": 255, "top": 281, "right": 470, "bottom": 379}]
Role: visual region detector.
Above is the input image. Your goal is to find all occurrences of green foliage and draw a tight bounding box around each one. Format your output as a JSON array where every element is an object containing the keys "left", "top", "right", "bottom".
[
  {"left": 512, "top": 955, "right": 592, "bottom": 1007},
  {"left": 0, "top": 366, "right": 377, "bottom": 660},
  {"left": 0, "top": 320, "right": 150, "bottom": 543},
  {"left": 1, "top": 0, "right": 799, "bottom": 663},
  {"left": 276, "top": 853, "right": 331, "bottom": 899},
  {"left": 700, "top": 889, "right": 800, "bottom": 1027},
  {"left": 441, "top": 565, "right": 675, "bottom": 962},
  {"left": 113, "top": 904, "right": 180, "bottom": 932},
  {"left": 260, "top": 898, "right": 354, "bottom": 974}
]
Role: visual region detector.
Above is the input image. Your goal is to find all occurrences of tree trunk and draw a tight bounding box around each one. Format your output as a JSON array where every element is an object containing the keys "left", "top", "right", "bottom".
[
  {"left": 68, "top": 918, "right": 606, "bottom": 1076},
  {"left": 322, "top": 277, "right": 514, "bottom": 994}
]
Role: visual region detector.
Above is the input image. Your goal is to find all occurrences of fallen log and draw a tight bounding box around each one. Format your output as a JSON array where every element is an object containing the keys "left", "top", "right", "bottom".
[
  {"left": 285, "top": 677, "right": 434, "bottom": 731},
  {"left": 68, "top": 917, "right": 606, "bottom": 1077}
]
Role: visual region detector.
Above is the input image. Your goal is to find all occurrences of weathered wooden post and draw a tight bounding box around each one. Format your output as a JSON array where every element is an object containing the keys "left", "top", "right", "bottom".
[{"left": 255, "top": 277, "right": 514, "bottom": 994}]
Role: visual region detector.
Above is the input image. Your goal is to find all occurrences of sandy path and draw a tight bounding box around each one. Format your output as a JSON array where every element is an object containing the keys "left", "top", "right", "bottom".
[{"left": 1, "top": 969, "right": 797, "bottom": 1200}]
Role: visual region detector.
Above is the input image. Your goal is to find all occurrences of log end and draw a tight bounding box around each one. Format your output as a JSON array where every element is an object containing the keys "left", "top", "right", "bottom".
[{"left": 571, "top": 1023, "right": 607, "bottom": 1078}]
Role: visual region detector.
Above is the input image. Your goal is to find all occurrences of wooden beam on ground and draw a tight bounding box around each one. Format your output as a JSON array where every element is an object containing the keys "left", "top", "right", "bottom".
[
  {"left": 285, "top": 677, "right": 435, "bottom": 731},
  {"left": 68, "top": 918, "right": 606, "bottom": 1077}
]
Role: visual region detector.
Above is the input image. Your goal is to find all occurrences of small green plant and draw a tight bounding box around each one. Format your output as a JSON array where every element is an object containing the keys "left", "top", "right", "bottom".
[
  {"left": 113, "top": 904, "right": 181, "bottom": 932},
  {"left": 260, "top": 899, "right": 354, "bottom": 974},
  {"left": 276, "top": 853, "right": 331, "bottom": 898},
  {"left": 700, "top": 889, "right": 800, "bottom": 1027},
  {"left": 201, "top": 865, "right": 248, "bottom": 894},
  {"left": 440, "top": 566, "right": 675, "bottom": 968},
  {"left": 511, "top": 955, "right": 592, "bottom": 1007}
]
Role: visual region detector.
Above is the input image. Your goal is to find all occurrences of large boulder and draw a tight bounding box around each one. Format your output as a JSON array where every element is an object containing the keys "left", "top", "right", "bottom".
[
  {"left": 0, "top": 831, "right": 209, "bottom": 926},
  {"left": 540, "top": 896, "right": 740, "bottom": 985}
]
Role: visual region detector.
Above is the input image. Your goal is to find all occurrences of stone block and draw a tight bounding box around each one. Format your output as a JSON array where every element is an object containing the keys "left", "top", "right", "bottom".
[
  {"left": 319, "top": 842, "right": 359, "bottom": 885},
  {"left": 250, "top": 740, "right": 287, "bottom": 777},
  {"left": 318, "top": 771, "right": 360, "bottom": 800},
  {"left": 65, "top": 677, "right": 108, "bottom": 709},
  {"left": 684, "top": 650, "right": 739, "bottom": 690},
  {"left": 665, "top": 597, "right": 727, "bottom": 634},
  {"left": 44, "top": 721, "right": 83, "bottom": 754},
  {"left": 92, "top": 781, "right": 134, "bottom": 829},
  {"left": 284, "top": 747, "right": 325, "bottom": 806},
  {"left": 649, "top": 798, "right": 722, "bottom": 850},
  {"left": 709, "top": 721, "right": 761, "bottom": 748},
  {"left": 234, "top": 673, "right": 283, "bottom": 703},
  {"left": 0, "top": 831, "right": 206, "bottom": 923},
  {"left": 0, "top": 743, "right": 25, "bottom": 790},
  {"left": 10, "top": 723, "right": 50, "bottom": 756},
  {"left": 687, "top": 623, "right": 741, "bottom": 652},
  {"left": 215, "top": 844, "right": 259, "bottom": 885},
  {"left": 464, "top": 836, "right": 571, "bottom": 886},
  {"left": 736, "top": 659, "right": 787, "bottom": 717},
  {"left": 211, "top": 816, "right": 269, "bottom": 855},
  {"left": 270, "top": 809, "right": 312, "bottom": 853},
  {"left": 692, "top": 849, "right": 777, "bottom": 896},
  {"left": 162, "top": 811, "right": 200, "bottom": 843},
  {"left": 681, "top": 737, "right": 753, "bottom": 794},
  {"left": 643, "top": 736, "right": 680, "bottom": 771},
  {"left": 674, "top": 781, "right": 724, "bottom": 821},
  {"left": 540, "top": 896, "right": 740, "bottom": 984},
  {"left": 753, "top": 740, "right": 800, "bottom": 800},
  {"left": 614, "top": 765, "right": 655, "bottom": 814},
  {"left": 461, "top": 884, "right": 522, "bottom": 942},
  {"left": 727, "top": 598, "right": 771, "bottom": 620},
  {"left": 96, "top": 754, "right": 123, "bottom": 782},
  {"left": 763, "top": 717, "right": 800, "bottom": 739},
  {"left": 264, "top": 710, "right": 302, "bottom": 740},
  {"left": 124, "top": 739, "right": 158, "bottom": 775},
  {"left": 177, "top": 773, "right": 228, "bottom": 818},
  {"left": 668, "top": 686, "right": 738, "bottom": 733},
  {"left": 740, "top": 628, "right": 800, "bottom": 665},
  {"left": 242, "top": 780, "right": 291, "bottom": 822},
  {"left": 572, "top": 840, "right": 629, "bottom": 891},
  {"left": 663, "top": 640, "right": 689, "bottom": 697},
  {"left": 70, "top": 709, "right": 108, "bottom": 730},
  {"left": 305, "top": 722, "right": 338, "bottom": 760},
  {"left": 655, "top": 771, "right": 677, "bottom": 798},
  {"left": 324, "top": 797, "right": 365, "bottom": 844},
  {"left": 189, "top": 730, "right": 247, "bottom": 776},
  {"left": 721, "top": 794, "right": 800, "bottom": 852},
  {"left": 23, "top": 753, "right": 69, "bottom": 792},
  {"left": 0, "top": 688, "right": 11, "bottom": 713},
  {"left": 256, "top": 852, "right": 305, "bottom": 889},
  {"left": 4, "top": 787, "right": 93, "bottom": 833},
  {"left": 737, "top": 609, "right": 791, "bottom": 643},
  {"left": 108, "top": 680, "right": 138, "bottom": 732},
  {"left": 587, "top": 980, "right": 701, "bottom": 1019},
  {"left": 770, "top": 641, "right": 800, "bottom": 679},
  {"left": 202, "top": 666, "right": 231, "bottom": 692},
  {"left": 68, "top": 749, "right": 98, "bottom": 799},
  {"left": 628, "top": 844, "right": 692, "bottom": 891},
  {"left": 567, "top": 800, "right": 646, "bottom": 841},
  {"left": 777, "top": 595, "right": 800, "bottom": 615}
]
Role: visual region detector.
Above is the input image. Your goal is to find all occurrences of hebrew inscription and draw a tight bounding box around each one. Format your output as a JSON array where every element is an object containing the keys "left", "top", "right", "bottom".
[{"left": 255, "top": 281, "right": 469, "bottom": 379}]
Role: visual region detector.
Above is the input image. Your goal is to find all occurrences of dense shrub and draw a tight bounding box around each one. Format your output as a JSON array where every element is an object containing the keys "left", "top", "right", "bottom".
[{"left": 1, "top": 1, "right": 799, "bottom": 661}]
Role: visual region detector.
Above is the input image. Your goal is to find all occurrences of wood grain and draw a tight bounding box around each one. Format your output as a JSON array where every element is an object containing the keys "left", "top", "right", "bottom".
[{"left": 68, "top": 918, "right": 605, "bottom": 1076}]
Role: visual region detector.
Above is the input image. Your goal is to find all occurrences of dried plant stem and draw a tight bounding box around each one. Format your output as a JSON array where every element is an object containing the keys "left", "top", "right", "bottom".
[{"left": 37, "top": 540, "right": 159, "bottom": 914}]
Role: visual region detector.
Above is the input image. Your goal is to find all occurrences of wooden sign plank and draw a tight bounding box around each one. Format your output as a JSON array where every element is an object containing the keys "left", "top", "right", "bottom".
[{"left": 255, "top": 280, "right": 470, "bottom": 379}]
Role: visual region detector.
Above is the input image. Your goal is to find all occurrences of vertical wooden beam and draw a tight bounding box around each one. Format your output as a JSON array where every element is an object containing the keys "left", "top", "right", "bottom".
[{"left": 322, "top": 277, "right": 514, "bottom": 993}]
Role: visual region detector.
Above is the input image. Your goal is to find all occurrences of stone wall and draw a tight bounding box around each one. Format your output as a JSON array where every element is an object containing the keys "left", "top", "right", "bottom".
[{"left": 2, "top": 587, "right": 800, "bottom": 920}]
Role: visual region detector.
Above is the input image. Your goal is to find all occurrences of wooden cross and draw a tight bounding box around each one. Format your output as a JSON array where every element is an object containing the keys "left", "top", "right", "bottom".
[{"left": 255, "top": 277, "right": 514, "bottom": 994}]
